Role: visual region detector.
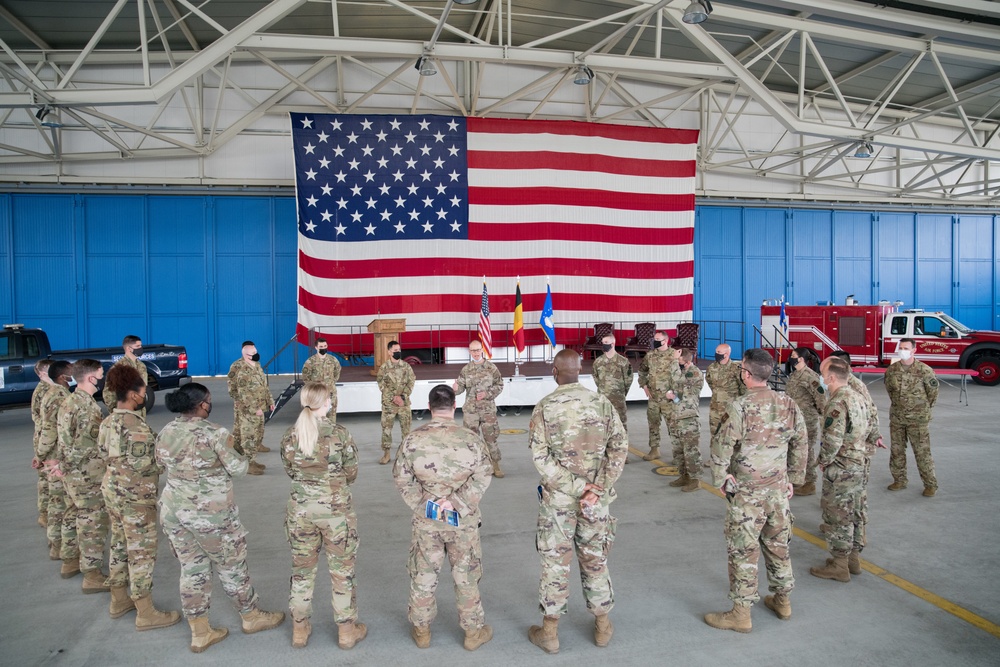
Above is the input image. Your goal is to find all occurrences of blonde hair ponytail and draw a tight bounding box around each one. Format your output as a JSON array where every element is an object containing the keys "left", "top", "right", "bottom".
[{"left": 294, "top": 382, "right": 330, "bottom": 456}]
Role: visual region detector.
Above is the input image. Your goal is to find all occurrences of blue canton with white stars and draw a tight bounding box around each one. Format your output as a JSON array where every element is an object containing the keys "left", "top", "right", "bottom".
[{"left": 291, "top": 114, "right": 469, "bottom": 242}]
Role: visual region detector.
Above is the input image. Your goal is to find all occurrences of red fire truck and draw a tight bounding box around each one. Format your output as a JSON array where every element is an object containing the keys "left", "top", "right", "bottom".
[{"left": 760, "top": 302, "right": 1000, "bottom": 386}]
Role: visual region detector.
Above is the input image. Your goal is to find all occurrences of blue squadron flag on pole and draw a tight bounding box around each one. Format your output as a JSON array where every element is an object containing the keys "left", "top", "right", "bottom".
[{"left": 540, "top": 282, "right": 556, "bottom": 347}]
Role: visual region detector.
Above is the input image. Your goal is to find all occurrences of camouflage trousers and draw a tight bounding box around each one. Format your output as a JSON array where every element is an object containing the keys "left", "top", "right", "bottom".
[
  {"left": 604, "top": 393, "right": 628, "bottom": 432},
  {"left": 285, "top": 498, "right": 359, "bottom": 624},
  {"left": 463, "top": 408, "right": 500, "bottom": 462},
  {"left": 328, "top": 390, "right": 338, "bottom": 424},
  {"left": 63, "top": 477, "right": 108, "bottom": 573},
  {"left": 646, "top": 396, "right": 675, "bottom": 452},
  {"left": 380, "top": 403, "right": 411, "bottom": 452},
  {"left": 889, "top": 419, "right": 937, "bottom": 489},
  {"left": 37, "top": 468, "right": 49, "bottom": 519},
  {"left": 724, "top": 485, "right": 794, "bottom": 607},
  {"left": 104, "top": 493, "right": 159, "bottom": 600},
  {"left": 820, "top": 463, "right": 867, "bottom": 557},
  {"left": 536, "top": 500, "right": 617, "bottom": 618},
  {"left": 802, "top": 411, "right": 821, "bottom": 486},
  {"left": 162, "top": 513, "right": 258, "bottom": 619},
  {"left": 408, "top": 518, "right": 485, "bottom": 630},
  {"left": 708, "top": 400, "right": 728, "bottom": 443},
  {"left": 232, "top": 410, "right": 264, "bottom": 460},
  {"left": 673, "top": 416, "right": 702, "bottom": 479},
  {"left": 46, "top": 475, "right": 77, "bottom": 559}
]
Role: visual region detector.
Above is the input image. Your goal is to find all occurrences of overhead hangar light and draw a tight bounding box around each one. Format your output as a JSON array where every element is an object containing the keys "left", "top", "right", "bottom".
[
  {"left": 682, "top": 0, "right": 713, "bottom": 24},
  {"left": 452, "top": 0, "right": 480, "bottom": 4},
  {"left": 853, "top": 141, "right": 874, "bottom": 158},
  {"left": 573, "top": 65, "right": 595, "bottom": 86},
  {"left": 415, "top": 56, "right": 437, "bottom": 77}
]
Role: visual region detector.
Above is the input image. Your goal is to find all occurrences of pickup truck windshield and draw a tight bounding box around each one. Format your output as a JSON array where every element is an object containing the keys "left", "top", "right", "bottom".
[{"left": 938, "top": 313, "right": 972, "bottom": 334}]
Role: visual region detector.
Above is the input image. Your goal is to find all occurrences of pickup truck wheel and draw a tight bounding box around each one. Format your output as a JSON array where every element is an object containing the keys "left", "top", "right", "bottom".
[
  {"left": 971, "top": 357, "right": 1000, "bottom": 387},
  {"left": 144, "top": 390, "right": 156, "bottom": 412}
]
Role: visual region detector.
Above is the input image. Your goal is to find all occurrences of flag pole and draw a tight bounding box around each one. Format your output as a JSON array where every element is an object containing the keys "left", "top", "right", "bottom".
[{"left": 514, "top": 276, "right": 522, "bottom": 377}]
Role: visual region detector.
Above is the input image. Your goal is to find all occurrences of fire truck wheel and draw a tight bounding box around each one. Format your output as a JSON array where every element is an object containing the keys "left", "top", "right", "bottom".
[{"left": 971, "top": 356, "right": 1000, "bottom": 387}]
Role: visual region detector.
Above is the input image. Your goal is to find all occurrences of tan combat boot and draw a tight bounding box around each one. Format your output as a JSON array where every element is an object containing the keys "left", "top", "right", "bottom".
[
  {"left": 668, "top": 473, "right": 689, "bottom": 488},
  {"left": 528, "top": 615, "right": 559, "bottom": 654},
  {"left": 411, "top": 624, "right": 431, "bottom": 648},
  {"left": 109, "top": 585, "right": 136, "bottom": 618},
  {"left": 247, "top": 461, "right": 265, "bottom": 475},
  {"left": 464, "top": 624, "right": 493, "bottom": 651},
  {"left": 379, "top": 451, "right": 391, "bottom": 465},
  {"left": 795, "top": 482, "right": 816, "bottom": 496},
  {"left": 492, "top": 461, "right": 505, "bottom": 479},
  {"left": 594, "top": 614, "right": 613, "bottom": 647},
  {"left": 135, "top": 594, "right": 181, "bottom": 631},
  {"left": 681, "top": 477, "right": 701, "bottom": 493},
  {"left": 763, "top": 593, "right": 791, "bottom": 620},
  {"left": 82, "top": 570, "right": 110, "bottom": 594},
  {"left": 810, "top": 556, "right": 851, "bottom": 582},
  {"left": 643, "top": 447, "right": 660, "bottom": 462},
  {"left": 48, "top": 542, "right": 60, "bottom": 561},
  {"left": 922, "top": 487, "right": 936, "bottom": 497},
  {"left": 189, "top": 616, "right": 228, "bottom": 653},
  {"left": 60, "top": 558, "right": 81, "bottom": 579},
  {"left": 848, "top": 551, "right": 863, "bottom": 575},
  {"left": 887, "top": 480, "right": 907, "bottom": 491},
  {"left": 241, "top": 607, "right": 285, "bottom": 634},
  {"left": 257, "top": 444, "right": 271, "bottom": 453},
  {"left": 704, "top": 603, "right": 752, "bottom": 633},
  {"left": 292, "top": 618, "right": 311, "bottom": 648},
  {"left": 338, "top": 621, "right": 368, "bottom": 649}
]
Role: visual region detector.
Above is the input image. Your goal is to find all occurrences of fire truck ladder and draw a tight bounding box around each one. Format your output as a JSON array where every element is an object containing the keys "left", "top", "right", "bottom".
[{"left": 753, "top": 324, "right": 794, "bottom": 392}]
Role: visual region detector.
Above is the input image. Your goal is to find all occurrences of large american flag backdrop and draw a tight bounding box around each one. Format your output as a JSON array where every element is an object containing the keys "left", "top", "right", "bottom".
[{"left": 290, "top": 113, "right": 697, "bottom": 351}]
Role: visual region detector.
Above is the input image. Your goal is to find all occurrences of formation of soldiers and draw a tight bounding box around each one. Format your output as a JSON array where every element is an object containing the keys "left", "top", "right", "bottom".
[{"left": 27, "top": 329, "right": 943, "bottom": 652}]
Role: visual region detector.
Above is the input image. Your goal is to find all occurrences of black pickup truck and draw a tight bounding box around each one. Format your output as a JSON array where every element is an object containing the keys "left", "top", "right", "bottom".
[{"left": 0, "top": 324, "right": 189, "bottom": 411}]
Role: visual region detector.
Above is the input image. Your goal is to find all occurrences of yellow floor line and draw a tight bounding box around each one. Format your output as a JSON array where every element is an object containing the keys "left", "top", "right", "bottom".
[{"left": 636, "top": 459, "right": 1000, "bottom": 639}]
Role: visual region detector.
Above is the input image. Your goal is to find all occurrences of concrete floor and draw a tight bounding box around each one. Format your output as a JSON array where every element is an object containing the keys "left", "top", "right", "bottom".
[{"left": 2, "top": 376, "right": 998, "bottom": 666}]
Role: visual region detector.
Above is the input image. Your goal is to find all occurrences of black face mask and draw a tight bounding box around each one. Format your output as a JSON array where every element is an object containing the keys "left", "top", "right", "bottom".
[
  {"left": 132, "top": 348, "right": 143, "bottom": 357},
  {"left": 714, "top": 353, "right": 725, "bottom": 363},
  {"left": 250, "top": 353, "right": 260, "bottom": 362},
  {"left": 651, "top": 339, "right": 662, "bottom": 350},
  {"left": 317, "top": 349, "right": 327, "bottom": 356},
  {"left": 203, "top": 401, "right": 213, "bottom": 417},
  {"left": 392, "top": 351, "right": 401, "bottom": 360},
  {"left": 601, "top": 344, "right": 613, "bottom": 352}
]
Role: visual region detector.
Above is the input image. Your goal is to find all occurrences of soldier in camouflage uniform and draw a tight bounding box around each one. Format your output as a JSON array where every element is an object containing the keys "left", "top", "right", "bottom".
[
  {"left": 157, "top": 383, "right": 284, "bottom": 653},
  {"left": 102, "top": 335, "right": 148, "bottom": 418},
  {"left": 301, "top": 337, "right": 341, "bottom": 421},
  {"left": 453, "top": 340, "right": 505, "bottom": 477},
  {"left": 227, "top": 341, "right": 274, "bottom": 474},
  {"left": 638, "top": 332, "right": 681, "bottom": 462},
  {"left": 528, "top": 350, "right": 628, "bottom": 654},
  {"left": 57, "top": 359, "right": 110, "bottom": 591},
  {"left": 705, "top": 344, "right": 745, "bottom": 444},
  {"left": 392, "top": 384, "right": 493, "bottom": 652},
  {"left": 668, "top": 349, "right": 704, "bottom": 492},
  {"left": 705, "top": 349, "right": 807, "bottom": 633},
  {"left": 377, "top": 340, "right": 415, "bottom": 465},
  {"left": 885, "top": 338, "right": 939, "bottom": 496},
  {"left": 784, "top": 348, "right": 827, "bottom": 496},
  {"left": 281, "top": 382, "right": 366, "bottom": 650},
  {"left": 810, "top": 357, "right": 869, "bottom": 583},
  {"left": 30, "top": 358, "right": 55, "bottom": 528},
  {"left": 37, "top": 361, "right": 73, "bottom": 562},
  {"left": 591, "top": 334, "right": 633, "bottom": 462},
  {"left": 100, "top": 363, "right": 181, "bottom": 631}
]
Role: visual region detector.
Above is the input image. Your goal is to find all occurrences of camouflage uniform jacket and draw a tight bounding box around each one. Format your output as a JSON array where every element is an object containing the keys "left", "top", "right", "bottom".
[
  {"left": 156, "top": 416, "right": 248, "bottom": 528},
  {"left": 529, "top": 383, "right": 628, "bottom": 510},
  {"left": 673, "top": 364, "right": 704, "bottom": 420},
  {"left": 31, "top": 381, "right": 54, "bottom": 452},
  {"left": 848, "top": 373, "right": 881, "bottom": 457},
  {"left": 705, "top": 361, "right": 745, "bottom": 405},
  {"left": 455, "top": 360, "right": 503, "bottom": 413},
  {"left": 227, "top": 359, "right": 271, "bottom": 412},
  {"left": 57, "top": 390, "right": 105, "bottom": 485},
  {"left": 376, "top": 359, "right": 415, "bottom": 407},
  {"left": 818, "top": 385, "right": 869, "bottom": 469},
  {"left": 784, "top": 366, "right": 828, "bottom": 419},
  {"left": 393, "top": 416, "right": 492, "bottom": 524},
  {"left": 280, "top": 419, "right": 359, "bottom": 508},
  {"left": 592, "top": 352, "right": 633, "bottom": 398},
  {"left": 100, "top": 409, "right": 160, "bottom": 506},
  {"left": 102, "top": 356, "right": 148, "bottom": 409},
  {"left": 884, "top": 360, "right": 938, "bottom": 423},
  {"left": 637, "top": 349, "right": 681, "bottom": 398},
  {"left": 710, "top": 386, "right": 808, "bottom": 489},
  {"left": 36, "top": 385, "right": 71, "bottom": 460},
  {"left": 302, "top": 354, "right": 342, "bottom": 391}
]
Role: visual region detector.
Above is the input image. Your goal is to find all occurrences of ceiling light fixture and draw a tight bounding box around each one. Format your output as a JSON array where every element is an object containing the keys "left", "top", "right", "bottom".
[
  {"left": 853, "top": 141, "right": 874, "bottom": 158},
  {"left": 415, "top": 56, "right": 437, "bottom": 77},
  {"left": 452, "top": 0, "right": 480, "bottom": 5},
  {"left": 573, "top": 65, "right": 595, "bottom": 85},
  {"left": 682, "top": 0, "right": 713, "bottom": 24}
]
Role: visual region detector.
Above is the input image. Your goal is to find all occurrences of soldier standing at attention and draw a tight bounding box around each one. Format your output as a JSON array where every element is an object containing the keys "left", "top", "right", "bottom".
[
  {"left": 668, "top": 349, "right": 704, "bottom": 492},
  {"left": 705, "top": 344, "right": 745, "bottom": 445},
  {"left": 30, "top": 358, "right": 55, "bottom": 528},
  {"left": 528, "top": 350, "right": 628, "bottom": 654},
  {"left": 810, "top": 357, "right": 870, "bottom": 583},
  {"left": 392, "top": 385, "right": 494, "bottom": 651},
  {"left": 156, "top": 383, "right": 284, "bottom": 653},
  {"left": 591, "top": 333, "right": 633, "bottom": 462},
  {"left": 280, "top": 382, "right": 367, "bottom": 651},
  {"left": 57, "top": 359, "right": 110, "bottom": 591},
  {"left": 705, "top": 349, "right": 807, "bottom": 633},
  {"left": 37, "top": 360, "right": 73, "bottom": 562},
  {"left": 102, "top": 335, "right": 148, "bottom": 417},
  {"left": 453, "top": 340, "right": 506, "bottom": 478},
  {"left": 638, "top": 331, "right": 681, "bottom": 462},
  {"left": 301, "top": 337, "right": 341, "bottom": 421},
  {"left": 885, "top": 338, "right": 939, "bottom": 496},
  {"left": 100, "top": 364, "right": 181, "bottom": 630},
  {"left": 377, "top": 340, "right": 415, "bottom": 465},
  {"left": 227, "top": 341, "right": 274, "bottom": 474},
  {"left": 783, "top": 348, "right": 827, "bottom": 496}
]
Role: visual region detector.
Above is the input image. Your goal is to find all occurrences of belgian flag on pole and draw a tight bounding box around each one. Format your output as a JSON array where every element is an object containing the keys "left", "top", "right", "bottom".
[{"left": 513, "top": 279, "right": 525, "bottom": 355}]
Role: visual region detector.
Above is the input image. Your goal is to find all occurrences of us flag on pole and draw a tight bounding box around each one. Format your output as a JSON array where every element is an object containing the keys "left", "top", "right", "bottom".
[
  {"left": 291, "top": 113, "right": 697, "bottom": 349},
  {"left": 478, "top": 281, "right": 492, "bottom": 359}
]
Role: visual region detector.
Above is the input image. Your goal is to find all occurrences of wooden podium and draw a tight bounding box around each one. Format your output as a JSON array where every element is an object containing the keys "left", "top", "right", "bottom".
[{"left": 368, "top": 318, "right": 406, "bottom": 376}]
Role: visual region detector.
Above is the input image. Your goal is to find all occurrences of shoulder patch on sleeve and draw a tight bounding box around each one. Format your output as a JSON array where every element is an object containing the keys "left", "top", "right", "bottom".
[
  {"left": 824, "top": 417, "right": 834, "bottom": 428},
  {"left": 816, "top": 384, "right": 825, "bottom": 394}
]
